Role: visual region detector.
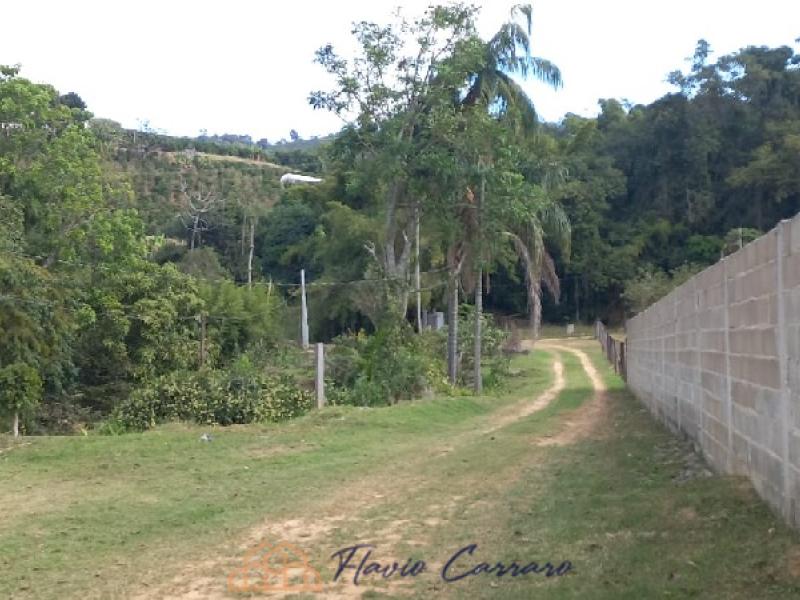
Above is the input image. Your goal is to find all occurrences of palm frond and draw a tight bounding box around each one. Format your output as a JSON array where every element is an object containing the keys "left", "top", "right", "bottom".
[
  {"left": 504, "top": 231, "right": 538, "bottom": 318},
  {"left": 511, "top": 4, "right": 534, "bottom": 36},
  {"left": 528, "top": 57, "right": 562, "bottom": 89},
  {"left": 541, "top": 251, "right": 560, "bottom": 302},
  {"left": 491, "top": 23, "right": 532, "bottom": 68},
  {"left": 495, "top": 71, "right": 538, "bottom": 131},
  {"left": 539, "top": 202, "right": 571, "bottom": 260}
]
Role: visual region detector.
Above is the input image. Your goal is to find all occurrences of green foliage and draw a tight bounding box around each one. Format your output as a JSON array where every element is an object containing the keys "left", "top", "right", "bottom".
[
  {"left": 723, "top": 227, "right": 763, "bottom": 255},
  {"left": 457, "top": 306, "right": 510, "bottom": 388},
  {"left": 0, "top": 362, "right": 43, "bottom": 430},
  {"left": 74, "top": 262, "right": 204, "bottom": 412},
  {"left": 327, "top": 325, "right": 444, "bottom": 406},
  {"left": 622, "top": 264, "right": 702, "bottom": 314},
  {"left": 177, "top": 247, "right": 229, "bottom": 279},
  {"left": 258, "top": 198, "right": 318, "bottom": 283},
  {"left": 0, "top": 253, "right": 73, "bottom": 395},
  {"left": 4, "top": 22, "right": 800, "bottom": 431},
  {"left": 198, "top": 280, "right": 282, "bottom": 363},
  {"left": 0, "top": 195, "right": 24, "bottom": 252},
  {"left": 112, "top": 369, "right": 313, "bottom": 431}
]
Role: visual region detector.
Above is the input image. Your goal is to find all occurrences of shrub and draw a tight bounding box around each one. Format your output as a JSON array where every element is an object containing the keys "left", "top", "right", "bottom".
[
  {"left": 457, "top": 306, "right": 510, "bottom": 389},
  {"left": 112, "top": 368, "right": 312, "bottom": 431},
  {"left": 326, "top": 324, "right": 443, "bottom": 406}
]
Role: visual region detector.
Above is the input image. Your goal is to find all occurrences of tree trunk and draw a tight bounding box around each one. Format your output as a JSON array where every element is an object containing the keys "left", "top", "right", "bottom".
[
  {"left": 529, "top": 284, "right": 542, "bottom": 340},
  {"left": 190, "top": 215, "right": 199, "bottom": 250},
  {"left": 247, "top": 218, "right": 255, "bottom": 288},
  {"left": 241, "top": 213, "right": 247, "bottom": 257},
  {"left": 474, "top": 173, "right": 485, "bottom": 393},
  {"left": 447, "top": 273, "right": 459, "bottom": 385},
  {"left": 474, "top": 266, "right": 483, "bottom": 394},
  {"left": 12, "top": 412, "right": 19, "bottom": 438}
]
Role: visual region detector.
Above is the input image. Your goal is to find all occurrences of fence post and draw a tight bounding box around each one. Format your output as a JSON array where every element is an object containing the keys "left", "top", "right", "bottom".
[{"left": 315, "top": 343, "right": 325, "bottom": 409}]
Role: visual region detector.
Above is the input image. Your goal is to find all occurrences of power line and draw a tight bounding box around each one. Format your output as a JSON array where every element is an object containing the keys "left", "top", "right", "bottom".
[{"left": 2, "top": 248, "right": 449, "bottom": 289}]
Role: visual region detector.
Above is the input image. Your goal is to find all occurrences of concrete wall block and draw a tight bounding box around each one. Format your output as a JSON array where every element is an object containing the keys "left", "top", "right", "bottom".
[
  {"left": 750, "top": 445, "right": 785, "bottom": 496},
  {"left": 756, "top": 232, "right": 778, "bottom": 265},
  {"left": 704, "top": 414, "right": 729, "bottom": 448},
  {"left": 731, "top": 379, "right": 757, "bottom": 412},
  {"left": 783, "top": 253, "right": 800, "bottom": 289},
  {"left": 744, "top": 241, "right": 759, "bottom": 271},
  {"left": 732, "top": 402, "right": 757, "bottom": 440},
  {"left": 681, "top": 408, "right": 700, "bottom": 439},
  {"left": 703, "top": 390, "right": 725, "bottom": 422},
  {"left": 729, "top": 327, "right": 778, "bottom": 358},
  {"left": 729, "top": 355, "right": 781, "bottom": 389},
  {"left": 696, "top": 262, "right": 724, "bottom": 288},
  {"left": 701, "top": 351, "right": 727, "bottom": 375},
  {"left": 728, "top": 296, "right": 777, "bottom": 328},
  {"left": 701, "top": 370, "right": 724, "bottom": 398},
  {"left": 730, "top": 380, "right": 783, "bottom": 424},
  {"left": 785, "top": 290, "right": 800, "bottom": 328},
  {"left": 700, "top": 283, "right": 724, "bottom": 309},
  {"left": 701, "top": 434, "right": 729, "bottom": 471},
  {"left": 789, "top": 217, "right": 800, "bottom": 254},
  {"left": 700, "top": 330, "right": 725, "bottom": 352}
]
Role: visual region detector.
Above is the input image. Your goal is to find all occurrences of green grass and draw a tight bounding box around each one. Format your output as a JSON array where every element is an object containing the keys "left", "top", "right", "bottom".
[{"left": 1, "top": 344, "right": 799, "bottom": 599}]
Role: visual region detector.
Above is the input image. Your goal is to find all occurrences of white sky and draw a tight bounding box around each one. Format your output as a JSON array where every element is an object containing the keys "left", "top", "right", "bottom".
[{"left": 2, "top": 1, "right": 798, "bottom": 141}]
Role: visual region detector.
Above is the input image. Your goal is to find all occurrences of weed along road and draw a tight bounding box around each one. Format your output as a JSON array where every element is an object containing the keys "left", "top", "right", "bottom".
[{"left": 2, "top": 340, "right": 800, "bottom": 598}]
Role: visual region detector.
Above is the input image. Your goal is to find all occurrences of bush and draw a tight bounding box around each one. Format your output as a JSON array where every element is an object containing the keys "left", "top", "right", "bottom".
[
  {"left": 112, "top": 368, "right": 312, "bottom": 431},
  {"left": 457, "top": 306, "right": 510, "bottom": 389},
  {"left": 623, "top": 264, "right": 702, "bottom": 314},
  {"left": 326, "top": 324, "right": 443, "bottom": 406}
]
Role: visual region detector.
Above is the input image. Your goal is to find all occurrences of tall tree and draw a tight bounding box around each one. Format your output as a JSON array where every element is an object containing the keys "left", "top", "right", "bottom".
[{"left": 309, "top": 4, "right": 480, "bottom": 325}]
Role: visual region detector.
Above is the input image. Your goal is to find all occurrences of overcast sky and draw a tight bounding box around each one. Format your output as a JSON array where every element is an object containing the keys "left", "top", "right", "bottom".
[{"left": 2, "top": 1, "right": 798, "bottom": 141}]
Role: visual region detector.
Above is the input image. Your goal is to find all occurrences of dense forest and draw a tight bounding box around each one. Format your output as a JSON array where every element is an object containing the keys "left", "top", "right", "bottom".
[{"left": 1, "top": 4, "right": 798, "bottom": 434}]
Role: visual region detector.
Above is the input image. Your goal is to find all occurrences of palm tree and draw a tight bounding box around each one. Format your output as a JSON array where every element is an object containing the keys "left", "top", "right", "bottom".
[
  {"left": 444, "top": 3, "right": 568, "bottom": 384},
  {"left": 461, "top": 4, "right": 568, "bottom": 340},
  {"left": 504, "top": 194, "right": 571, "bottom": 339},
  {"left": 462, "top": 4, "right": 562, "bottom": 127}
]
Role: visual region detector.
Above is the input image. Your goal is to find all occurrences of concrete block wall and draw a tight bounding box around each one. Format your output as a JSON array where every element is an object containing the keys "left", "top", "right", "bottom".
[{"left": 626, "top": 214, "right": 800, "bottom": 526}]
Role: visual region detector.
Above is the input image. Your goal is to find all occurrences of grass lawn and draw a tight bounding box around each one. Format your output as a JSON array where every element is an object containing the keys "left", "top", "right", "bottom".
[{"left": 1, "top": 341, "right": 799, "bottom": 599}]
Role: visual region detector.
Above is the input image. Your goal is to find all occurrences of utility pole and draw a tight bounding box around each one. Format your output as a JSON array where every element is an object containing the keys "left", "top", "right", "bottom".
[
  {"left": 474, "top": 173, "right": 485, "bottom": 394},
  {"left": 300, "top": 269, "right": 309, "bottom": 349},
  {"left": 415, "top": 205, "right": 422, "bottom": 333}
]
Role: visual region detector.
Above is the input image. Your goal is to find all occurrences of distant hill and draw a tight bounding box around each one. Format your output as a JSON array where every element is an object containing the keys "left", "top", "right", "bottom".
[{"left": 90, "top": 119, "right": 331, "bottom": 175}]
